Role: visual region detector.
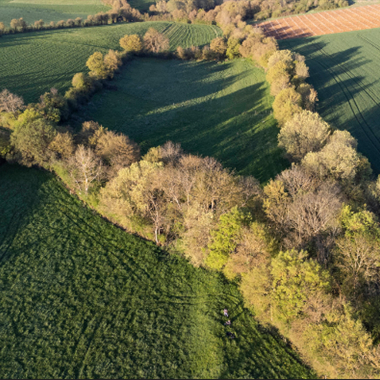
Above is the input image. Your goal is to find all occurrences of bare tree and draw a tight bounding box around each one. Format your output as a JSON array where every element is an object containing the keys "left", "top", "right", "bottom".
[
  {"left": 143, "top": 28, "right": 169, "bottom": 53},
  {"left": 68, "top": 145, "right": 103, "bottom": 194},
  {"left": 0, "top": 89, "right": 25, "bottom": 114}
]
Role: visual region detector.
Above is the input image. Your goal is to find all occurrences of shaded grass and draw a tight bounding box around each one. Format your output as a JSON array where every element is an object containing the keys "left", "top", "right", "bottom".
[
  {"left": 0, "top": 21, "right": 221, "bottom": 102},
  {"left": 0, "top": 164, "right": 314, "bottom": 379},
  {"left": 0, "top": 0, "right": 110, "bottom": 25},
  {"left": 76, "top": 58, "right": 288, "bottom": 182},
  {"left": 280, "top": 28, "right": 380, "bottom": 174}
]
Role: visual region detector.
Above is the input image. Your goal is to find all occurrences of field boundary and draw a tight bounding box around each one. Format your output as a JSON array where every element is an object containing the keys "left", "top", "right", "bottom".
[{"left": 258, "top": 4, "right": 380, "bottom": 40}]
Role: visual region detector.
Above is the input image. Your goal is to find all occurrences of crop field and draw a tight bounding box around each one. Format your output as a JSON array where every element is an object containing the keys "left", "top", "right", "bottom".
[
  {"left": 76, "top": 58, "right": 288, "bottom": 182},
  {"left": 0, "top": 0, "right": 110, "bottom": 26},
  {"left": 259, "top": 4, "right": 380, "bottom": 39},
  {"left": 0, "top": 21, "right": 221, "bottom": 103},
  {"left": 281, "top": 28, "right": 380, "bottom": 173},
  {"left": 0, "top": 164, "right": 314, "bottom": 379}
]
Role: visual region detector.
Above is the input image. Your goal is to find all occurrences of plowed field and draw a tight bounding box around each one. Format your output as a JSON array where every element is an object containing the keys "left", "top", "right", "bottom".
[{"left": 259, "top": 4, "right": 380, "bottom": 39}]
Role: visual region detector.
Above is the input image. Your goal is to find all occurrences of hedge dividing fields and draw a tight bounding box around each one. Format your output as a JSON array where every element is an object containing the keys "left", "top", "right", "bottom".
[
  {"left": 281, "top": 28, "right": 380, "bottom": 173},
  {"left": 0, "top": 0, "right": 110, "bottom": 26},
  {"left": 0, "top": 164, "right": 314, "bottom": 379},
  {"left": 0, "top": 21, "right": 221, "bottom": 102}
]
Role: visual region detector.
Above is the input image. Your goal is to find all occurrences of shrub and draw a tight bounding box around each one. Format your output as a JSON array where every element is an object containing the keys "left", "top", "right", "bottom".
[{"left": 119, "top": 34, "right": 143, "bottom": 53}]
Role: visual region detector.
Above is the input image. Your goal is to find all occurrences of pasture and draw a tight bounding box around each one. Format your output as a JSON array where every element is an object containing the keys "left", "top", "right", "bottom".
[
  {"left": 76, "top": 58, "right": 288, "bottom": 182},
  {"left": 0, "top": 164, "right": 314, "bottom": 379},
  {"left": 0, "top": 21, "right": 221, "bottom": 102},
  {"left": 0, "top": 0, "right": 110, "bottom": 25},
  {"left": 281, "top": 28, "right": 380, "bottom": 173}
]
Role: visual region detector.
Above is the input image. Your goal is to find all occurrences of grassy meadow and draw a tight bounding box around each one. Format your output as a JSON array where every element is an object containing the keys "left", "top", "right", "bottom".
[
  {"left": 76, "top": 58, "right": 288, "bottom": 182},
  {"left": 0, "top": 0, "right": 110, "bottom": 25},
  {"left": 281, "top": 28, "right": 380, "bottom": 174},
  {"left": 128, "top": 0, "right": 155, "bottom": 12},
  {"left": 0, "top": 164, "right": 314, "bottom": 379},
  {"left": 0, "top": 21, "right": 221, "bottom": 102}
]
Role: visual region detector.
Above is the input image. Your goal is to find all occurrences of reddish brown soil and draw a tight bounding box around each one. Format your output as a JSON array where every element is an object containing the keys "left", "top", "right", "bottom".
[{"left": 258, "top": 4, "right": 380, "bottom": 40}]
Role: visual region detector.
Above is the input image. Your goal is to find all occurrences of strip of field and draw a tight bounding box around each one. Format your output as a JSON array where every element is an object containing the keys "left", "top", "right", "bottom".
[
  {"left": 0, "top": 21, "right": 221, "bottom": 102},
  {"left": 0, "top": 164, "right": 314, "bottom": 379},
  {"left": 0, "top": 0, "right": 110, "bottom": 25},
  {"left": 281, "top": 27, "right": 380, "bottom": 173},
  {"left": 75, "top": 58, "right": 288, "bottom": 182},
  {"left": 259, "top": 4, "right": 380, "bottom": 39}
]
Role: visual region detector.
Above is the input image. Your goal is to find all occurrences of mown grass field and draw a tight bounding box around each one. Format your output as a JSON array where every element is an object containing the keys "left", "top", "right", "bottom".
[
  {"left": 0, "top": 164, "right": 314, "bottom": 379},
  {"left": 281, "top": 28, "right": 380, "bottom": 174},
  {"left": 0, "top": 21, "right": 221, "bottom": 102},
  {"left": 76, "top": 58, "right": 288, "bottom": 182},
  {"left": 0, "top": 0, "right": 110, "bottom": 25}
]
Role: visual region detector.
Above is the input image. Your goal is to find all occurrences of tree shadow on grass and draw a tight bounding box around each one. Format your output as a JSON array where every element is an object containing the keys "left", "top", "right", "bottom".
[
  {"left": 77, "top": 58, "right": 288, "bottom": 182},
  {"left": 280, "top": 37, "right": 380, "bottom": 175}
]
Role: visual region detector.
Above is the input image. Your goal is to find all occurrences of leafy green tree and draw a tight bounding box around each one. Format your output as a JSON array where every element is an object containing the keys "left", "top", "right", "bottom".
[
  {"left": 226, "top": 37, "right": 240, "bottom": 60},
  {"left": 86, "top": 52, "right": 109, "bottom": 80},
  {"left": 206, "top": 207, "right": 250, "bottom": 270},
  {"left": 11, "top": 118, "right": 56, "bottom": 167},
  {"left": 271, "top": 249, "right": 330, "bottom": 323},
  {"left": 272, "top": 87, "right": 302, "bottom": 127}
]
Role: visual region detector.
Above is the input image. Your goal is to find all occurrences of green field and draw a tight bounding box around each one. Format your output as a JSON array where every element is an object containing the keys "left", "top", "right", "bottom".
[
  {"left": 75, "top": 58, "right": 288, "bottom": 182},
  {"left": 0, "top": 0, "right": 110, "bottom": 25},
  {"left": 0, "top": 21, "right": 221, "bottom": 103},
  {"left": 281, "top": 28, "right": 380, "bottom": 174},
  {"left": 128, "top": 0, "right": 155, "bottom": 12},
  {"left": 0, "top": 164, "right": 314, "bottom": 378}
]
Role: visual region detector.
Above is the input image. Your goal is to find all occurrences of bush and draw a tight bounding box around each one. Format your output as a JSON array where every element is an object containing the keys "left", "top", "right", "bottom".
[{"left": 120, "top": 34, "right": 144, "bottom": 53}]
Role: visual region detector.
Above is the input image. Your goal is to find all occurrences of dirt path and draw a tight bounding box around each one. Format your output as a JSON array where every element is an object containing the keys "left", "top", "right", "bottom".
[{"left": 258, "top": 4, "right": 380, "bottom": 40}]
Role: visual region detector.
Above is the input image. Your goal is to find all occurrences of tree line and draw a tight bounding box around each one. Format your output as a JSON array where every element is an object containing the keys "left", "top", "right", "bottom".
[
  {"left": 2, "top": 26, "right": 380, "bottom": 379},
  {"left": 0, "top": 0, "right": 348, "bottom": 37}
]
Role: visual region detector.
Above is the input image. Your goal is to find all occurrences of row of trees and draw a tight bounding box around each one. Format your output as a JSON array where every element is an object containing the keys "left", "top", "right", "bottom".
[
  {"left": 0, "top": 3, "right": 142, "bottom": 37},
  {"left": 0, "top": 0, "right": 349, "bottom": 38},
  {"left": 147, "top": 0, "right": 348, "bottom": 24},
  {"left": 2, "top": 24, "right": 380, "bottom": 378}
]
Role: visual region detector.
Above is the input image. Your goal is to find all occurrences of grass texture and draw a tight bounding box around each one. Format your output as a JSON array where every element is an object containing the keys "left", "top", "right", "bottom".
[
  {"left": 0, "top": 21, "right": 221, "bottom": 102},
  {"left": 0, "top": 0, "right": 110, "bottom": 25},
  {"left": 0, "top": 164, "right": 314, "bottom": 379},
  {"left": 76, "top": 58, "right": 288, "bottom": 182},
  {"left": 281, "top": 28, "right": 380, "bottom": 174}
]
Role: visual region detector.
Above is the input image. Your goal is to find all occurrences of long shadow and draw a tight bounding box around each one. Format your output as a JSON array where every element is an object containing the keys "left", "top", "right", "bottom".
[
  {"left": 280, "top": 36, "right": 380, "bottom": 175},
  {"left": 76, "top": 58, "right": 288, "bottom": 182}
]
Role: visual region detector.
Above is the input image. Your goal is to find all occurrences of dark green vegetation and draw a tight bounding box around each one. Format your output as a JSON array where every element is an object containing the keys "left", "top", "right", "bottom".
[
  {"left": 0, "top": 164, "right": 314, "bottom": 379},
  {"left": 128, "top": 0, "right": 154, "bottom": 12},
  {"left": 281, "top": 28, "right": 380, "bottom": 174},
  {"left": 0, "top": 21, "right": 221, "bottom": 102},
  {"left": 0, "top": 0, "right": 110, "bottom": 26},
  {"left": 77, "top": 58, "right": 288, "bottom": 181}
]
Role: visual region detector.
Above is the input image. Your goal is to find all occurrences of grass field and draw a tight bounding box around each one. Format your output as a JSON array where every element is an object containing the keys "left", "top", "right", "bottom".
[
  {"left": 75, "top": 58, "right": 288, "bottom": 182},
  {"left": 281, "top": 28, "right": 380, "bottom": 174},
  {"left": 128, "top": 0, "right": 155, "bottom": 12},
  {"left": 0, "top": 0, "right": 110, "bottom": 25},
  {"left": 0, "top": 164, "right": 314, "bottom": 378},
  {"left": 0, "top": 22, "right": 221, "bottom": 102},
  {"left": 0, "top": 21, "right": 221, "bottom": 103}
]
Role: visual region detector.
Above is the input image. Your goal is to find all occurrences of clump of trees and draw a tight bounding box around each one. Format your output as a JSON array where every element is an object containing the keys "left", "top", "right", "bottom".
[{"left": 3, "top": 13, "right": 380, "bottom": 378}]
